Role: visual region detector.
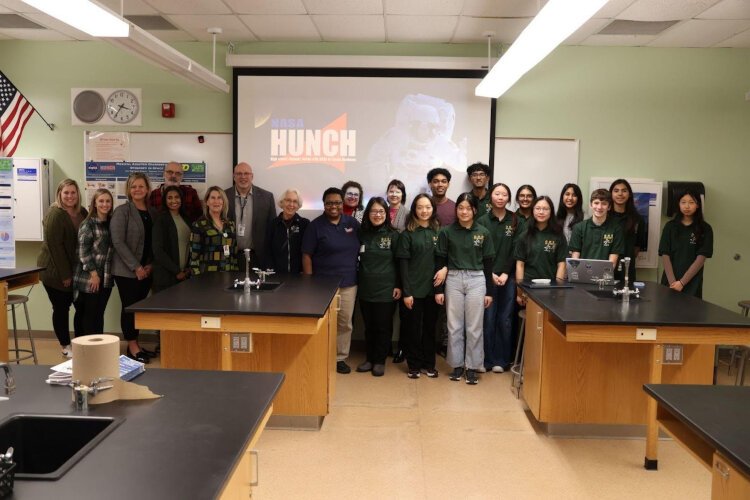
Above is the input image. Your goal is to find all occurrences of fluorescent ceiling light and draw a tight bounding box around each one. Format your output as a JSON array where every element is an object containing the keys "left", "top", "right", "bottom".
[
  {"left": 21, "top": 0, "right": 128, "bottom": 37},
  {"left": 475, "top": 0, "right": 608, "bottom": 99},
  {"left": 103, "top": 24, "right": 230, "bottom": 93}
]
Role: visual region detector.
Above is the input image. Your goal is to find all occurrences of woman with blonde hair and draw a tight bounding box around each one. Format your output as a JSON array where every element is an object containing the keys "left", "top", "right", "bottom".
[
  {"left": 37, "top": 179, "right": 88, "bottom": 357},
  {"left": 189, "top": 186, "right": 239, "bottom": 274}
]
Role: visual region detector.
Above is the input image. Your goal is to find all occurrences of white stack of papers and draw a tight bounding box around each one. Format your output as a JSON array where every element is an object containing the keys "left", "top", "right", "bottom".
[{"left": 46, "top": 355, "right": 146, "bottom": 385}]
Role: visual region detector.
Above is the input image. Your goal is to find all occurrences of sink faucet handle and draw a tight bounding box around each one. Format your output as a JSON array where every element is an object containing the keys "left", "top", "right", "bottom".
[
  {"left": 0, "top": 362, "right": 14, "bottom": 396},
  {"left": 1, "top": 446, "right": 13, "bottom": 463}
]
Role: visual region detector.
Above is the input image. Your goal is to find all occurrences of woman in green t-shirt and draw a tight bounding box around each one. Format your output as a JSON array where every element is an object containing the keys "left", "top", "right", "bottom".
[
  {"left": 355, "top": 197, "right": 401, "bottom": 377},
  {"left": 610, "top": 178, "right": 647, "bottom": 283},
  {"left": 659, "top": 190, "right": 713, "bottom": 298}
]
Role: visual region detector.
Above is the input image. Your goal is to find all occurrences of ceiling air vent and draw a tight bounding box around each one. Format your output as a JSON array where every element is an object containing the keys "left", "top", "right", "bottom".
[
  {"left": 599, "top": 19, "right": 679, "bottom": 36},
  {"left": 124, "top": 15, "right": 178, "bottom": 30}
]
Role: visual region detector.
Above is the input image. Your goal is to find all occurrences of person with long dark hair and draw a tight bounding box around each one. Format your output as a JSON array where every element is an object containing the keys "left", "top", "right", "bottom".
[
  {"left": 355, "top": 197, "right": 401, "bottom": 377},
  {"left": 152, "top": 185, "right": 191, "bottom": 293},
  {"left": 659, "top": 190, "right": 713, "bottom": 298},
  {"left": 435, "top": 193, "right": 495, "bottom": 385},
  {"left": 514, "top": 196, "right": 568, "bottom": 305},
  {"left": 514, "top": 184, "right": 537, "bottom": 234},
  {"left": 476, "top": 183, "right": 518, "bottom": 373},
  {"left": 556, "top": 183, "right": 584, "bottom": 243},
  {"left": 610, "top": 179, "right": 647, "bottom": 282},
  {"left": 396, "top": 194, "right": 443, "bottom": 378}
]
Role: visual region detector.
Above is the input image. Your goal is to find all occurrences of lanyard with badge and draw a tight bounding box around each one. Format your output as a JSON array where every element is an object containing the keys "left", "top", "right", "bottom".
[
  {"left": 237, "top": 195, "right": 248, "bottom": 237},
  {"left": 213, "top": 218, "right": 231, "bottom": 257}
]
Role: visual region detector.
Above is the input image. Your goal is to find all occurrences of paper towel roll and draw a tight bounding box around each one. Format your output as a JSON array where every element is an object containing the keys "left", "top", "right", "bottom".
[{"left": 72, "top": 334, "right": 161, "bottom": 405}]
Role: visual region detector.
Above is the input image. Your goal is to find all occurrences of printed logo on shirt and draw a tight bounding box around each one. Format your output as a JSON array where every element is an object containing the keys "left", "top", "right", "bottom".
[
  {"left": 689, "top": 232, "right": 697, "bottom": 245},
  {"left": 378, "top": 237, "right": 392, "bottom": 250},
  {"left": 473, "top": 234, "right": 485, "bottom": 247},
  {"left": 345, "top": 227, "right": 354, "bottom": 233},
  {"left": 432, "top": 236, "right": 438, "bottom": 246},
  {"left": 504, "top": 225, "right": 514, "bottom": 237},
  {"left": 291, "top": 225, "right": 300, "bottom": 233},
  {"left": 544, "top": 239, "right": 557, "bottom": 253},
  {"left": 603, "top": 233, "right": 614, "bottom": 247}
]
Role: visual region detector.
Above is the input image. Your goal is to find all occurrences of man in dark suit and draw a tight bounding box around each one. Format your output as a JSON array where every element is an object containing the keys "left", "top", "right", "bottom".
[{"left": 225, "top": 162, "right": 276, "bottom": 271}]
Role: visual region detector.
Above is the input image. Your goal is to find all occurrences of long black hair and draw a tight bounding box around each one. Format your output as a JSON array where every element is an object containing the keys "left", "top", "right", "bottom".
[
  {"left": 406, "top": 193, "right": 439, "bottom": 232},
  {"left": 556, "top": 183, "right": 583, "bottom": 230},
  {"left": 360, "top": 197, "right": 390, "bottom": 232},
  {"left": 525, "top": 196, "right": 562, "bottom": 250},
  {"left": 609, "top": 178, "right": 639, "bottom": 234},
  {"left": 161, "top": 185, "right": 186, "bottom": 216},
  {"left": 674, "top": 189, "right": 706, "bottom": 244},
  {"left": 488, "top": 182, "right": 518, "bottom": 232}
]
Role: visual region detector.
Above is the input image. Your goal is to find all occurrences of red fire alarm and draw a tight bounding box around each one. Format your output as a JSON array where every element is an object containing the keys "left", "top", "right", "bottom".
[{"left": 161, "top": 102, "right": 175, "bottom": 118}]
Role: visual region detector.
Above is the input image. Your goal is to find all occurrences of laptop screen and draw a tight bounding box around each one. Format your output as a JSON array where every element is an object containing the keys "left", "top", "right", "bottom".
[{"left": 566, "top": 258, "right": 615, "bottom": 284}]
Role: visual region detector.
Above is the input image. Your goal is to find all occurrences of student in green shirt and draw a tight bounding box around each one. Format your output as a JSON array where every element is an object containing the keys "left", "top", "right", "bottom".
[
  {"left": 396, "top": 194, "right": 445, "bottom": 379},
  {"left": 659, "top": 190, "right": 713, "bottom": 298},
  {"left": 514, "top": 196, "right": 568, "bottom": 305},
  {"left": 610, "top": 179, "right": 647, "bottom": 283},
  {"left": 556, "top": 183, "right": 584, "bottom": 244},
  {"left": 355, "top": 197, "right": 401, "bottom": 377},
  {"left": 514, "top": 184, "right": 537, "bottom": 235},
  {"left": 476, "top": 183, "right": 518, "bottom": 373},
  {"left": 569, "top": 189, "right": 623, "bottom": 265},
  {"left": 467, "top": 162, "right": 492, "bottom": 215},
  {"left": 435, "top": 193, "right": 495, "bottom": 385}
]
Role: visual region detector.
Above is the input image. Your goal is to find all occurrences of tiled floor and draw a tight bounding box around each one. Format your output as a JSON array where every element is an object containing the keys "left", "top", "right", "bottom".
[{"left": 21, "top": 338, "right": 733, "bottom": 499}]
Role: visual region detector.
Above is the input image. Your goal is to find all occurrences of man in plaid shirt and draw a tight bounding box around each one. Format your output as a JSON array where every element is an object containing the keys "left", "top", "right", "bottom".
[{"left": 149, "top": 161, "right": 203, "bottom": 222}]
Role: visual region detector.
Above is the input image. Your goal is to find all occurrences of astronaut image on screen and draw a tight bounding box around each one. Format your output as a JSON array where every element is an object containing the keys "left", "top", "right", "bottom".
[{"left": 367, "top": 93, "right": 467, "bottom": 193}]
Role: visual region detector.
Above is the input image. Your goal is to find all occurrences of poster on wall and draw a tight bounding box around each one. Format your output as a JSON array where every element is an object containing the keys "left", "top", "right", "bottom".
[
  {"left": 85, "top": 161, "right": 207, "bottom": 207},
  {"left": 0, "top": 158, "right": 15, "bottom": 268},
  {"left": 590, "top": 177, "right": 663, "bottom": 268},
  {"left": 85, "top": 131, "right": 130, "bottom": 162}
]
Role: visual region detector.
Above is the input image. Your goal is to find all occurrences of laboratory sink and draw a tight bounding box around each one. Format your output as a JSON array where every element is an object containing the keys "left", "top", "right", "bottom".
[
  {"left": 0, "top": 414, "right": 122, "bottom": 480},
  {"left": 226, "top": 282, "right": 283, "bottom": 292}
]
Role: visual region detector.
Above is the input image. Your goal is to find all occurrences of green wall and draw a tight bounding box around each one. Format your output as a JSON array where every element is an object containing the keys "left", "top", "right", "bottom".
[{"left": 1, "top": 40, "right": 748, "bottom": 336}]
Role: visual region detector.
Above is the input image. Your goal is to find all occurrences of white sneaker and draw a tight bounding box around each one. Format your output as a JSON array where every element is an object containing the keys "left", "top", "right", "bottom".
[
  {"left": 477, "top": 366, "right": 487, "bottom": 373},
  {"left": 61, "top": 346, "right": 72, "bottom": 358},
  {"left": 492, "top": 365, "right": 504, "bottom": 373}
]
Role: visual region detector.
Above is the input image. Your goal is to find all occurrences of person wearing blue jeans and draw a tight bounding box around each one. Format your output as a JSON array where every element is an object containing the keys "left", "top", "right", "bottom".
[
  {"left": 477, "top": 183, "right": 518, "bottom": 373},
  {"left": 435, "top": 193, "right": 495, "bottom": 385}
]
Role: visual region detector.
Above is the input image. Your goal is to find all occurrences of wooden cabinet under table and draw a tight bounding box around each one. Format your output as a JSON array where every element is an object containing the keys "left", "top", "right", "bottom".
[
  {"left": 518, "top": 282, "right": 750, "bottom": 469},
  {"left": 129, "top": 273, "right": 341, "bottom": 424}
]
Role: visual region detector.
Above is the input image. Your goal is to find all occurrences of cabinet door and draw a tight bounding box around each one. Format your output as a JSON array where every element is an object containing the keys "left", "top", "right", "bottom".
[
  {"left": 713, "top": 453, "right": 750, "bottom": 500},
  {"left": 522, "top": 299, "right": 544, "bottom": 418}
]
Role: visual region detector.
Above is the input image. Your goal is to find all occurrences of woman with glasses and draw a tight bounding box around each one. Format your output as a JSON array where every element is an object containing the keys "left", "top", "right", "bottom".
[
  {"left": 514, "top": 196, "right": 568, "bottom": 305},
  {"left": 302, "top": 188, "right": 361, "bottom": 374},
  {"left": 267, "top": 188, "right": 309, "bottom": 274},
  {"left": 435, "top": 193, "right": 495, "bottom": 385},
  {"left": 355, "top": 198, "right": 401, "bottom": 377},
  {"left": 341, "top": 180, "right": 365, "bottom": 223}
]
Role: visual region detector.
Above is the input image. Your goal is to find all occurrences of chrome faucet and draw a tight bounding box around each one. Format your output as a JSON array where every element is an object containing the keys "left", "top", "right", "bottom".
[
  {"left": 252, "top": 267, "right": 275, "bottom": 288},
  {"left": 613, "top": 257, "right": 640, "bottom": 302},
  {"left": 234, "top": 249, "right": 259, "bottom": 292},
  {"left": 71, "top": 377, "right": 114, "bottom": 411},
  {"left": 0, "top": 362, "right": 14, "bottom": 396}
]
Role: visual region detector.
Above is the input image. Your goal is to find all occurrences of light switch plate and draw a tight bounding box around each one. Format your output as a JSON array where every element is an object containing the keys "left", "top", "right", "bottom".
[
  {"left": 636, "top": 328, "right": 657, "bottom": 340},
  {"left": 201, "top": 316, "right": 221, "bottom": 329}
]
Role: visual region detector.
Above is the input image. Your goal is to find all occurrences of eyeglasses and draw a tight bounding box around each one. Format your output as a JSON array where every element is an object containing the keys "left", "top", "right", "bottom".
[
  {"left": 470, "top": 172, "right": 487, "bottom": 178},
  {"left": 370, "top": 210, "right": 386, "bottom": 216},
  {"left": 533, "top": 206, "right": 551, "bottom": 212},
  {"left": 345, "top": 192, "right": 360, "bottom": 198},
  {"left": 283, "top": 198, "right": 299, "bottom": 205},
  {"left": 518, "top": 194, "right": 534, "bottom": 199},
  {"left": 324, "top": 201, "right": 343, "bottom": 207}
]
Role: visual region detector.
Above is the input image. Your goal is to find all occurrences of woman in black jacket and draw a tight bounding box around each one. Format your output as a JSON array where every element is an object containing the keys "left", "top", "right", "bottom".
[
  {"left": 266, "top": 189, "right": 309, "bottom": 273},
  {"left": 152, "top": 185, "right": 192, "bottom": 293}
]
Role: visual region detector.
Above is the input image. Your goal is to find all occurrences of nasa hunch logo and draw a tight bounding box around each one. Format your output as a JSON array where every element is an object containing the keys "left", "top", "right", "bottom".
[
  {"left": 378, "top": 237, "right": 392, "bottom": 250},
  {"left": 504, "top": 225, "right": 514, "bottom": 237},
  {"left": 603, "top": 233, "right": 614, "bottom": 247},
  {"left": 473, "top": 234, "right": 485, "bottom": 247},
  {"left": 689, "top": 232, "right": 696, "bottom": 245},
  {"left": 544, "top": 239, "right": 557, "bottom": 252}
]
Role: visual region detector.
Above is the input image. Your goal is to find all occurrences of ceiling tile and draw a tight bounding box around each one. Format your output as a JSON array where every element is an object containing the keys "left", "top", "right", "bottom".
[
  {"left": 386, "top": 15, "right": 458, "bottom": 43},
  {"left": 564, "top": 18, "right": 612, "bottom": 44},
  {"left": 0, "top": 27, "right": 72, "bottom": 39},
  {"left": 592, "top": 0, "right": 638, "bottom": 18},
  {"left": 581, "top": 33, "right": 659, "bottom": 45},
  {"left": 617, "top": 0, "right": 722, "bottom": 21},
  {"left": 312, "top": 14, "right": 384, "bottom": 41},
  {"left": 303, "top": 0, "right": 382, "bottom": 15},
  {"left": 697, "top": 0, "right": 750, "bottom": 19},
  {"left": 714, "top": 25, "right": 750, "bottom": 45},
  {"left": 222, "top": 0, "right": 306, "bottom": 15},
  {"left": 167, "top": 14, "right": 255, "bottom": 41},
  {"left": 97, "top": 0, "right": 158, "bottom": 15},
  {"left": 648, "top": 18, "right": 750, "bottom": 46},
  {"left": 386, "top": 0, "right": 463, "bottom": 16},
  {"left": 142, "top": 0, "right": 231, "bottom": 15},
  {"left": 453, "top": 16, "right": 530, "bottom": 43},
  {"left": 461, "top": 0, "right": 541, "bottom": 17},
  {"left": 240, "top": 14, "right": 320, "bottom": 41}
]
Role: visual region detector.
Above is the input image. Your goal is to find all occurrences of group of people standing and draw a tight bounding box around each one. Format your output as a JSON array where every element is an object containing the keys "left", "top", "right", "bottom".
[{"left": 37, "top": 159, "right": 713, "bottom": 386}]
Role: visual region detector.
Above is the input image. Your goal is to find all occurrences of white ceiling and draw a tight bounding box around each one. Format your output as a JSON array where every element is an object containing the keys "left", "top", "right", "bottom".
[{"left": 0, "top": 0, "right": 749, "bottom": 47}]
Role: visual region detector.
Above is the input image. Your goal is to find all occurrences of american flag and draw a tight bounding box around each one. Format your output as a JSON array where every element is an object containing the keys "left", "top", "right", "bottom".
[{"left": 0, "top": 71, "right": 35, "bottom": 157}]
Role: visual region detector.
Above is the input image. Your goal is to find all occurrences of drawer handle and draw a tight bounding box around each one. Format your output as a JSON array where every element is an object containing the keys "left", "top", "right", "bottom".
[
  {"left": 335, "top": 294, "right": 341, "bottom": 312},
  {"left": 715, "top": 460, "right": 730, "bottom": 479},
  {"left": 536, "top": 311, "right": 543, "bottom": 332},
  {"left": 250, "top": 450, "right": 259, "bottom": 486}
]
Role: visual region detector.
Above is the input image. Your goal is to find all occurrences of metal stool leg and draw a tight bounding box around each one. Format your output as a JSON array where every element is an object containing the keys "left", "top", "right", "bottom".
[
  {"left": 737, "top": 348, "right": 749, "bottom": 386},
  {"left": 10, "top": 304, "right": 21, "bottom": 364},
  {"left": 22, "top": 300, "right": 37, "bottom": 364},
  {"left": 510, "top": 312, "right": 526, "bottom": 398}
]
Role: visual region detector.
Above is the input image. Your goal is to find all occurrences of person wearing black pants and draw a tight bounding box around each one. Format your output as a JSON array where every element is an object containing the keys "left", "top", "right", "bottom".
[
  {"left": 77, "top": 287, "right": 113, "bottom": 334},
  {"left": 354, "top": 197, "right": 401, "bottom": 377},
  {"left": 110, "top": 173, "right": 157, "bottom": 363}
]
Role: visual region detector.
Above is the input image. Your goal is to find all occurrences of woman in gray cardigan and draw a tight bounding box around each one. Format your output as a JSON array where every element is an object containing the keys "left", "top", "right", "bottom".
[
  {"left": 37, "top": 179, "right": 87, "bottom": 357},
  {"left": 111, "top": 172, "right": 157, "bottom": 363}
]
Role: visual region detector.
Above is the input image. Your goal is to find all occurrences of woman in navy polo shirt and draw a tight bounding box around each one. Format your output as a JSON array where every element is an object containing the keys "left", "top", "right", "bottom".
[{"left": 302, "top": 187, "right": 361, "bottom": 374}]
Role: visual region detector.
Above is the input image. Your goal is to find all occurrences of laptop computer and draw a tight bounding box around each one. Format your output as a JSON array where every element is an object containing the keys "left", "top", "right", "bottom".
[{"left": 565, "top": 258, "right": 615, "bottom": 284}]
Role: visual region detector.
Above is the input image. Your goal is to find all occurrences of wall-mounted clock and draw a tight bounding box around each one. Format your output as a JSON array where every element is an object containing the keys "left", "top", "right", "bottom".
[
  {"left": 107, "top": 89, "right": 140, "bottom": 124},
  {"left": 71, "top": 88, "right": 142, "bottom": 126}
]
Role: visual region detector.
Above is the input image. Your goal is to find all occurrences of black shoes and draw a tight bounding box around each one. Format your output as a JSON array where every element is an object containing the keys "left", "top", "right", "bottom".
[
  {"left": 372, "top": 364, "right": 385, "bottom": 377},
  {"left": 126, "top": 347, "right": 150, "bottom": 364},
  {"left": 356, "top": 361, "right": 373, "bottom": 372},
  {"left": 392, "top": 350, "right": 405, "bottom": 364},
  {"left": 465, "top": 369, "right": 479, "bottom": 385},
  {"left": 407, "top": 369, "right": 421, "bottom": 379},
  {"left": 140, "top": 347, "right": 157, "bottom": 358},
  {"left": 448, "top": 367, "right": 464, "bottom": 381},
  {"left": 424, "top": 368, "right": 439, "bottom": 378},
  {"left": 336, "top": 361, "right": 351, "bottom": 374}
]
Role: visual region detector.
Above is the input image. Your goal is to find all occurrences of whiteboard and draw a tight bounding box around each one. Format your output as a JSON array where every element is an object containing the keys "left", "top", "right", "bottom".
[
  {"left": 492, "top": 138, "right": 579, "bottom": 210},
  {"left": 129, "top": 132, "right": 233, "bottom": 193}
]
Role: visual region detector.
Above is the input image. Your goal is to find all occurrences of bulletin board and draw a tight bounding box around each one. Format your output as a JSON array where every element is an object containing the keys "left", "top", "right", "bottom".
[{"left": 492, "top": 138, "right": 579, "bottom": 205}]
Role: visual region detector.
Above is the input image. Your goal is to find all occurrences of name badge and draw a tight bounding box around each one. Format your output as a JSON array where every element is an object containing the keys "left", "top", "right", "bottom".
[
  {"left": 359, "top": 244, "right": 365, "bottom": 254},
  {"left": 237, "top": 224, "right": 245, "bottom": 237},
  {"left": 223, "top": 244, "right": 230, "bottom": 257}
]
